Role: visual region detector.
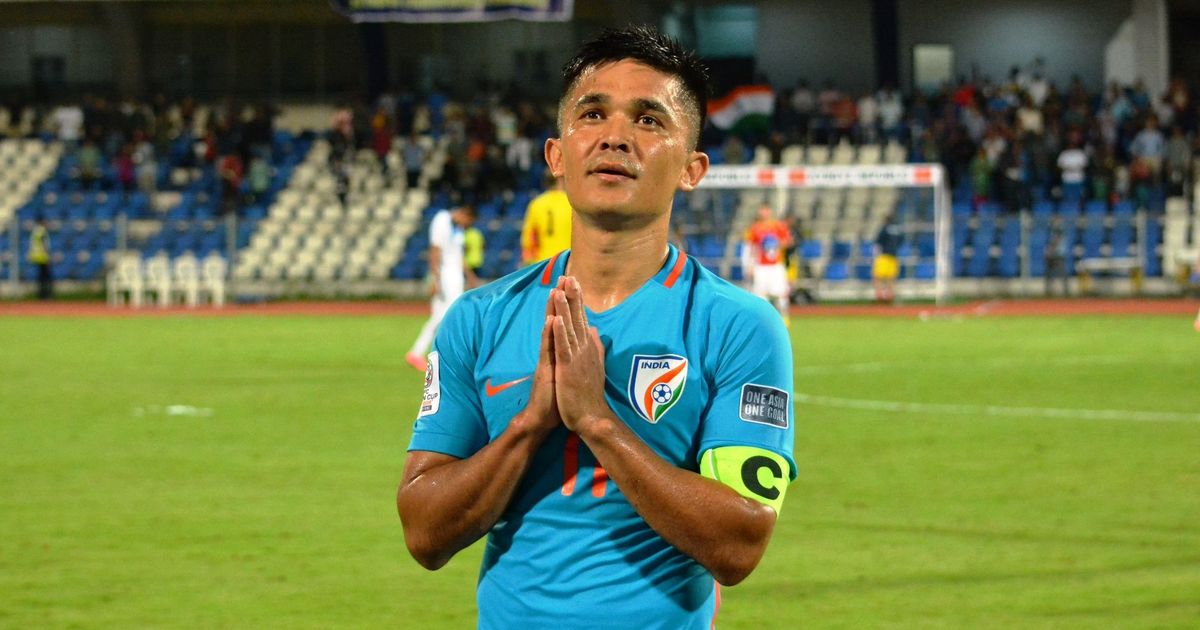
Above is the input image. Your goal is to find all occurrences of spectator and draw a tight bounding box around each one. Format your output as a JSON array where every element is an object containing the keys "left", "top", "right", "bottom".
[
  {"left": 1165, "top": 125, "right": 1191, "bottom": 195},
  {"left": 1091, "top": 144, "right": 1118, "bottom": 202},
  {"left": 856, "top": 91, "right": 879, "bottom": 143},
  {"left": 114, "top": 144, "right": 136, "bottom": 194},
  {"left": 50, "top": 100, "right": 84, "bottom": 150},
  {"left": 830, "top": 94, "right": 857, "bottom": 144},
  {"left": 218, "top": 151, "right": 244, "bottom": 215},
  {"left": 996, "top": 141, "right": 1030, "bottom": 213},
  {"left": 1016, "top": 94, "right": 1044, "bottom": 138},
  {"left": 76, "top": 139, "right": 102, "bottom": 189},
  {"left": 791, "top": 79, "right": 815, "bottom": 140},
  {"left": 330, "top": 104, "right": 354, "bottom": 155},
  {"left": 371, "top": 105, "right": 394, "bottom": 172},
  {"left": 722, "top": 134, "right": 746, "bottom": 165},
  {"left": 246, "top": 153, "right": 272, "bottom": 206},
  {"left": 133, "top": 131, "right": 158, "bottom": 195},
  {"left": 402, "top": 133, "right": 426, "bottom": 189},
  {"left": 1129, "top": 116, "right": 1166, "bottom": 182},
  {"left": 969, "top": 146, "right": 992, "bottom": 203},
  {"left": 878, "top": 87, "right": 904, "bottom": 141},
  {"left": 1056, "top": 136, "right": 1089, "bottom": 202}
]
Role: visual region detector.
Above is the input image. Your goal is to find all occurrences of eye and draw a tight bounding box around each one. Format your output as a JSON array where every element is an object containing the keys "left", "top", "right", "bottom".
[
  {"left": 581, "top": 109, "right": 602, "bottom": 120},
  {"left": 638, "top": 115, "right": 661, "bottom": 127}
]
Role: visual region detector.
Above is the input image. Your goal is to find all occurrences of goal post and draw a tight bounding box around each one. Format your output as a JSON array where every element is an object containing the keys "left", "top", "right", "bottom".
[{"left": 690, "top": 163, "right": 951, "bottom": 305}]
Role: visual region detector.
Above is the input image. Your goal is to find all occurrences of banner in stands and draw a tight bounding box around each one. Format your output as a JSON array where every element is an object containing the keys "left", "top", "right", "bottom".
[
  {"left": 697, "top": 165, "right": 943, "bottom": 189},
  {"left": 330, "top": 0, "right": 572, "bottom": 22}
]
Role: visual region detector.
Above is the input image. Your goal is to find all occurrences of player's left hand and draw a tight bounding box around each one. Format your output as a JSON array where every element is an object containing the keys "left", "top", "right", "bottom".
[{"left": 550, "top": 275, "right": 610, "bottom": 433}]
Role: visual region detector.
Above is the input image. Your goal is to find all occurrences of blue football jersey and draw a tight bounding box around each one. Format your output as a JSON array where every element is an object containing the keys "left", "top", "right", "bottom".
[{"left": 408, "top": 245, "right": 796, "bottom": 629}]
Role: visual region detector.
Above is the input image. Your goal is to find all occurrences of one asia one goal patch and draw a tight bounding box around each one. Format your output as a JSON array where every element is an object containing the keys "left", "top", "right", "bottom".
[{"left": 739, "top": 383, "right": 789, "bottom": 428}]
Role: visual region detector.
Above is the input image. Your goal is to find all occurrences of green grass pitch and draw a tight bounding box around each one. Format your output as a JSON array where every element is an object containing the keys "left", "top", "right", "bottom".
[{"left": 1, "top": 312, "right": 1198, "bottom": 628}]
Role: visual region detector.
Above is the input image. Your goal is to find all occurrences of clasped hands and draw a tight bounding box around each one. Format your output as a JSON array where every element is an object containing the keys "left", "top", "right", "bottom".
[{"left": 521, "top": 275, "right": 611, "bottom": 435}]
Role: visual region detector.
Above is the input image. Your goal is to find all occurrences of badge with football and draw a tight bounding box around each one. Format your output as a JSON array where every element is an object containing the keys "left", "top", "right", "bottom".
[{"left": 627, "top": 354, "right": 688, "bottom": 424}]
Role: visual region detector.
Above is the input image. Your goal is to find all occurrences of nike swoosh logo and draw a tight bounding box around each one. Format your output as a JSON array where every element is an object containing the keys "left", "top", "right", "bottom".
[{"left": 485, "top": 376, "right": 531, "bottom": 397}]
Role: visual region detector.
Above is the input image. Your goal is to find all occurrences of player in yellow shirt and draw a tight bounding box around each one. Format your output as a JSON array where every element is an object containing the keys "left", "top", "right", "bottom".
[{"left": 520, "top": 172, "right": 573, "bottom": 264}]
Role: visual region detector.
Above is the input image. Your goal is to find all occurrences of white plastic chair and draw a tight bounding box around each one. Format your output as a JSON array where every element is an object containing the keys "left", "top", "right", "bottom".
[
  {"left": 172, "top": 254, "right": 200, "bottom": 307},
  {"left": 201, "top": 254, "right": 227, "bottom": 307},
  {"left": 106, "top": 254, "right": 145, "bottom": 308},
  {"left": 144, "top": 254, "right": 173, "bottom": 307}
]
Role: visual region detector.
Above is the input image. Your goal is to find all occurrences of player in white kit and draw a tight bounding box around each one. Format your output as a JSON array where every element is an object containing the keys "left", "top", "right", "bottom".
[{"left": 406, "top": 204, "right": 478, "bottom": 371}]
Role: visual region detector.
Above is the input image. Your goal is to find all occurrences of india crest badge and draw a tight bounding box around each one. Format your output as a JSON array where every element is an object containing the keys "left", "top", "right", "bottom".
[{"left": 627, "top": 354, "right": 688, "bottom": 423}]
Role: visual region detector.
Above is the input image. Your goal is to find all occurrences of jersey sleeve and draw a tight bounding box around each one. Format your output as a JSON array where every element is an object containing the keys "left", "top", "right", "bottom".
[
  {"left": 698, "top": 296, "right": 797, "bottom": 479},
  {"left": 407, "top": 296, "right": 489, "bottom": 458}
]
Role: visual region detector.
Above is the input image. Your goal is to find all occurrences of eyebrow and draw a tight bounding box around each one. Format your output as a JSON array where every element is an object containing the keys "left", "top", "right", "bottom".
[{"left": 573, "top": 93, "right": 674, "bottom": 122}]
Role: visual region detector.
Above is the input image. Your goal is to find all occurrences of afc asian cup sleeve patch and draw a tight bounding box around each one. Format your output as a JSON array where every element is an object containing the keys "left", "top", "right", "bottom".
[
  {"left": 739, "top": 383, "right": 789, "bottom": 428},
  {"left": 418, "top": 351, "right": 441, "bottom": 417}
]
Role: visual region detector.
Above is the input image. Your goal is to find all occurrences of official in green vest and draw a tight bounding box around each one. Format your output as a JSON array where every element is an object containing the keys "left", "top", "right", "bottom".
[
  {"left": 28, "top": 217, "right": 53, "bottom": 300},
  {"left": 463, "top": 225, "right": 484, "bottom": 288}
]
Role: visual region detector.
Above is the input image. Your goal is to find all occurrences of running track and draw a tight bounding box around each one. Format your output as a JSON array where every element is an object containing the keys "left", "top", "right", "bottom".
[{"left": 1, "top": 298, "right": 1196, "bottom": 318}]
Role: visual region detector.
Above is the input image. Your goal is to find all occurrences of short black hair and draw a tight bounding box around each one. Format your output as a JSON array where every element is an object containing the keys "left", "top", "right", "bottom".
[{"left": 560, "top": 25, "right": 710, "bottom": 148}]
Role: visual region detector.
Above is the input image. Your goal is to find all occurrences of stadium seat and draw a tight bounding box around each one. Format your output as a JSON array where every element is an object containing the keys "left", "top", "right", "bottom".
[
  {"left": 172, "top": 254, "right": 201, "bottom": 307},
  {"left": 143, "top": 253, "right": 173, "bottom": 307},
  {"left": 107, "top": 254, "right": 145, "bottom": 307}
]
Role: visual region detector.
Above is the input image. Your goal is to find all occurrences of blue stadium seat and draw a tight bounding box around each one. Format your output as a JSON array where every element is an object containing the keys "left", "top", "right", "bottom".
[
  {"left": 1081, "top": 213, "right": 1105, "bottom": 259},
  {"left": 824, "top": 261, "right": 849, "bottom": 281},
  {"left": 997, "top": 220, "right": 1021, "bottom": 277},
  {"left": 1110, "top": 214, "right": 1133, "bottom": 257},
  {"left": 1143, "top": 217, "right": 1162, "bottom": 276}
]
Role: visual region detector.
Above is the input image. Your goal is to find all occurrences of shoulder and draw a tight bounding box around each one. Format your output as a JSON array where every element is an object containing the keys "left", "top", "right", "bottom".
[
  {"left": 688, "top": 261, "right": 784, "bottom": 333},
  {"left": 448, "top": 260, "right": 548, "bottom": 319}
]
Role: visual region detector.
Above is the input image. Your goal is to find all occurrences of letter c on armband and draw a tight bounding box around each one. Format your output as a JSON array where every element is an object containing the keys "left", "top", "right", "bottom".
[{"left": 740, "top": 455, "right": 783, "bottom": 501}]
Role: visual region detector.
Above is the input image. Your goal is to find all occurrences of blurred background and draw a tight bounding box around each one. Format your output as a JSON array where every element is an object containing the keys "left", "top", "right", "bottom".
[
  {"left": 0, "top": 0, "right": 1198, "bottom": 303},
  {"left": 1, "top": 3, "right": 1199, "bottom": 629}
]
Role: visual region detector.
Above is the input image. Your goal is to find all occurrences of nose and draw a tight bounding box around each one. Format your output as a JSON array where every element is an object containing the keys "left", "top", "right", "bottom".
[{"left": 598, "top": 119, "right": 632, "bottom": 153}]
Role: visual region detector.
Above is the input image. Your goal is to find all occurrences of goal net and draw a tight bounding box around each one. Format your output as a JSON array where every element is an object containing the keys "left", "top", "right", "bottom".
[{"left": 677, "top": 163, "right": 951, "bottom": 305}]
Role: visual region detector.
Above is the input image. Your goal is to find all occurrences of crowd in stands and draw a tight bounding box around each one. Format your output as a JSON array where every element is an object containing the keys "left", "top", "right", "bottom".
[
  {"left": 757, "top": 67, "right": 1198, "bottom": 212},
  {"left": 4, "top": 93, "right": 281, "bottom": 215},
  {"left": 322, "top": 88, "right": 560, "bottom": 204},
  {"left": 5, "top": 63, "right": 1198, "bottom": 223}
]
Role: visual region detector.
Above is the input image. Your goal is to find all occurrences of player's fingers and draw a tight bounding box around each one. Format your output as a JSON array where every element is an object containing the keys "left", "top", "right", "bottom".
[
  {"left": 544, "top": 286, "right": 557, "bottom": 319},
  {"left": 551, "top": 315, "right": 571, "bottom": 363},
  {"left": 566, "top": 276, "right": 588, "bottom": 335},
  {"left": 539, "top": 315, "right": 554, "bottom": 367},
  {"left": 553, "top": 289, "right": 578, "bottom": 351}
]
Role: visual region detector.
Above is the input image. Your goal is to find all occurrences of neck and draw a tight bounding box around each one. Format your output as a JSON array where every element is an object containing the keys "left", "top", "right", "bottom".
[{"left": 565, "top": 211, "right": 671, "bottom": 312}]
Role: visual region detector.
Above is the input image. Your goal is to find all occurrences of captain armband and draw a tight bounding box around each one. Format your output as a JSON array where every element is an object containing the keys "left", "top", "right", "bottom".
[{"left": 699, "top": 446, "right": 790, "bottom": 515}]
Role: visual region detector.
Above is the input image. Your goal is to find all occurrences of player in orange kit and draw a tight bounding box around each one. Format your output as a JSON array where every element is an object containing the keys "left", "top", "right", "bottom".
[{"left": 743, "top": 204, "right": 793, "bottom": 322}]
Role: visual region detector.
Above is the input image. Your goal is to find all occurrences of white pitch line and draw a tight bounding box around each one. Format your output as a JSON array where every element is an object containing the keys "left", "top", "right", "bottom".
[
  {"left": 794, "top": 355, "right": 1184, "bottom": 376},
  {"left": 794, "top": 392, "right": 1200, "bottom": 423}
]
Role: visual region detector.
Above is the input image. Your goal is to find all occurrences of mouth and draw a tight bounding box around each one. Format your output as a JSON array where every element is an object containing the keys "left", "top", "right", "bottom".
[{"left": 588, "top": 162, "right": 638, "bottom": 181}]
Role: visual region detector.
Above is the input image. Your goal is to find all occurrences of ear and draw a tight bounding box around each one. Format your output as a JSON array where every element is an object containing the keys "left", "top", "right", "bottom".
[
  {"left": 677, "top": 150, "right": 710, "bottom": 192},
  {"left": 544, "top": 137, "right": 565, "bottom": 179}
]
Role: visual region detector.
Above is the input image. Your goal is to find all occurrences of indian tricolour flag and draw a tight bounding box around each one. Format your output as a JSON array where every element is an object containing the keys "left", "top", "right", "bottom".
[{"left": 707, "top": 85, "right": 774, "bottom": 133}]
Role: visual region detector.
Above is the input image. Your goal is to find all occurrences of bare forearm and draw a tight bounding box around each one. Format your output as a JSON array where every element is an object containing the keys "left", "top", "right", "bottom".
[
  {"left": 578, "top": 416, "right": 776, "bottom": 585},
  {"left": 398, "top": 415, "right": 551, "bottom": 570}
]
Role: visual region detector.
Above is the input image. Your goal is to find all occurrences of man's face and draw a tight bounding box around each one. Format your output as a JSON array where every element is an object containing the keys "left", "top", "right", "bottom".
[
  {"left": 452, "top": 209, "right": 476, "bottom": 228},
  {"left": 545, "top": 60, "right": 708, "bottom": 221}
]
